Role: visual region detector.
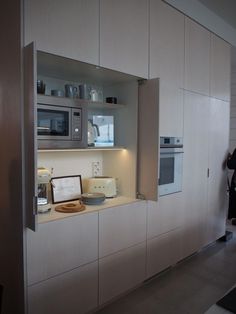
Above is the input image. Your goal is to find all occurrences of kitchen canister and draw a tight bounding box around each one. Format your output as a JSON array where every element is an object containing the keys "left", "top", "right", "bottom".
[
  {"left": 79, "top": 84, "right": 91, "bottom": 100},
  {"left": 65, "top": 84, "right": 78, "bottom": 98},
  {"left": 51, "top": 89, "right": 64, "bottom": 97}
]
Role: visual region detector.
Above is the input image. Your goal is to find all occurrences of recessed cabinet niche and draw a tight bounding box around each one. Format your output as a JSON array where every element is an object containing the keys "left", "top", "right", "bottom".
[{"left": 36, "top": 51, "right": 141, "bottom": 199}]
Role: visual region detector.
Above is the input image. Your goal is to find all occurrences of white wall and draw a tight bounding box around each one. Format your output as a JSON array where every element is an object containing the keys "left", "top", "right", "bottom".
[{"left": 38, "top": 151, "right": 103, "bottom": 192}]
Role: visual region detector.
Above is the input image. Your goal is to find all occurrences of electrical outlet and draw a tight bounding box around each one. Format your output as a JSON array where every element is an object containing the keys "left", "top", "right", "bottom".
[{"left": 92, "top": 161, "right": 101, "bottom": 177}]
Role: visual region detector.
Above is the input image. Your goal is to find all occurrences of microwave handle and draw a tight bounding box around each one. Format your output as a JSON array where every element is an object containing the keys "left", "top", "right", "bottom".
[{"left": 24, "top": 42, "right": 38, "bottom": 231}]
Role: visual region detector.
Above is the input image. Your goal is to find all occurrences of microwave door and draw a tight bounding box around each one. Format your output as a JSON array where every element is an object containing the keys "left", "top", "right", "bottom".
[
  {"left": 37, "top": 105, "right": 71, "bottom": 140},
  {"left": 24, "top": 42, "right": 38, "bottom": 231}
]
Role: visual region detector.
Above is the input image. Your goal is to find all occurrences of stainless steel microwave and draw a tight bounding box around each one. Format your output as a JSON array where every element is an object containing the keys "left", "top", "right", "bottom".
[{"left": 37, "top": 95, "right": 87, "bottom": 149}]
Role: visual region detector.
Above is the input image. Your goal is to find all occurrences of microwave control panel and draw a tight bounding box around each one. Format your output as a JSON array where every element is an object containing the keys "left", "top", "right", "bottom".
[{"left": 72, "top": 108, "right": 82, "bottom": 140}]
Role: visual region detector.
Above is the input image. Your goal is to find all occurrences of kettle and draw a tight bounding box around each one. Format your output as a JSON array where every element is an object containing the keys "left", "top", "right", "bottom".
[{"left": 88, "top": 119, "right": 100, "bottom": 146}]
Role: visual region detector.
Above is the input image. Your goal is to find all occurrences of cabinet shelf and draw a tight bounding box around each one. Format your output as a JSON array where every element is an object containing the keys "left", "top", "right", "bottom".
[
  {"left": 38, "top": 146, "right": 125, "bottom": 153},
  {"left": 37, "top": 94, "right": 125, "bottom": 109}
]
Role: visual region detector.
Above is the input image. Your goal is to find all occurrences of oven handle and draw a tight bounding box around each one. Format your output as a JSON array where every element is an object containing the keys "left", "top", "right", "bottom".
[
  {"left": 160, "top": 148, "right": 184, "bottom": 154},
  {"left": 160, "top": 144, "right": 183, "bottom": 148}
]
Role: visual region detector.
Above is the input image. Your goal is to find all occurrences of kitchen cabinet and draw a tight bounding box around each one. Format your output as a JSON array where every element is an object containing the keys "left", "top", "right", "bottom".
[
  {"left": 147, "top": 194, "right": 184, "bottom": 240},
  {"left": 28, "top": 261, "right": 98, "bottom": 314},
  {"left": 27, "top": 212, "right": 98, "bottom": 285},
  {"left": 99, "top": 201, "right": 146, "bottom": 258},
  {"left": 149, "top": 0, "right": 184, "bottom": 137},
  {"left": 99, "top": 0, "right": 149, "bottom": 78},
  {"left": 146, "top": 228, "right": 182, "bottom": 279},
  {"left": 99, "top": 242, "right": 146, "bottom": 305},
  {"left": 210, "top": 34, "right": 231, "bottom": 101},
  {"left": 36, "top": 51, "right": 140, "bottom": 198},
  {"left": 24, "top": 0, "right": 99, "bottom": 65},
  {"left": 184, "top": 17, "right": 210, "bottom": 96},
  {"left": 182, "top": 91, "right": 210, "bottom": 257},
  {"left": 206, "top": 98, "right": 229, "bottom": 244},
  {"left": 98, "top": 201, "right": 146, "bottom": 304},
  {"left": 182, "top": 91, "right": 229, "bottom": 258}
]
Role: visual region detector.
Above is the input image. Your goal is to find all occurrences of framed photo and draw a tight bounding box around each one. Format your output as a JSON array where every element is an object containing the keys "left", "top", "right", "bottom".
[{"left": 51, "top": 175, "right": 83, "bottom": 204}]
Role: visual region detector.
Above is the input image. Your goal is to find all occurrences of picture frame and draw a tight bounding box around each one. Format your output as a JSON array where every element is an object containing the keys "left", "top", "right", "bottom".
[{"left": 51, "top": 175, "right": 83, "bottom": 204}]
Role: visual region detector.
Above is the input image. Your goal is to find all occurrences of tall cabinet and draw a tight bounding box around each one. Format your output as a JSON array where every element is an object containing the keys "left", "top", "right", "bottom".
[
  {"left": 145, "top": 0, "right": 185, "bottom": 276},
  {"left": 206, "top": 98, "right": 230, "bottom": 244},
  {"left": 149, "top": 0, "right": 184, "bottom": 137},
  {"left": 183, "top": 17, "right": 231, "bottom": 256},
  {"left": 182, "top": 92, "right": 210, "bottom": 256},
  {"left": 184, "top": 17, "right": 211, "bottom": 95},
  {"left": 99, "top": 0, "right": 149, "bottom": 78},
  {"left": 210, "top": 34, "right": 231, "bottom": 101}
]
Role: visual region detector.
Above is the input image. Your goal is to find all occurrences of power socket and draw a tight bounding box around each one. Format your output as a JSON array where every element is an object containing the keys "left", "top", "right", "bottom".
[{"left": 92, "top": 161, "right": 101, "bottom": 177}]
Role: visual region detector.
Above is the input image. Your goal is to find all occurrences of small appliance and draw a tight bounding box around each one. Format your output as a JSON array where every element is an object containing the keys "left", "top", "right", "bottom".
[
  {"left": 37, "top": 167, "right": 51, "bottom": 213},
  {"left": 37, "top": 95, "right": 88, "bottom": 149},
  {"left": 92, "top": 115, "right": 114, "bottom": 147},
  {"left": 88, "top": 119, "right": 100, "bottom": 146},
  {"left": 159, "top": 137, "right": 184, "bottom": 196},
  {"left": 87, "top": 177, "right": 117, "bottom": 198}
]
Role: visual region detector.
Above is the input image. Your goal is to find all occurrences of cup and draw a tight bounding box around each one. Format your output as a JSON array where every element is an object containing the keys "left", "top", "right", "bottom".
[
  {"left": 37, "top": 80, "right": 46, "bottom": 94},
  {"left": 65, "top": 84, "right": 78, "bottom": 98}
]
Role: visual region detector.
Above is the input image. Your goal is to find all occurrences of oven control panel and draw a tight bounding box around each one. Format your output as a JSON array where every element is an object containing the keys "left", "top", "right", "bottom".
[{"left": 160, "top": 137, "right": 183, "bottom": 147}]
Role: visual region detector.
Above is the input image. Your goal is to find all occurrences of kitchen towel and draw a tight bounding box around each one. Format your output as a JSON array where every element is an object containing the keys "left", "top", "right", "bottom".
[{"left": 216, "top": 287, "right": 236, "bottom": 313}]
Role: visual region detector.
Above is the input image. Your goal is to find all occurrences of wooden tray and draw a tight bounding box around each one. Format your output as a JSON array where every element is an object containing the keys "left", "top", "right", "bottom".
[{"left": 55, "top": 202, "right": 86, "bottom": 213}]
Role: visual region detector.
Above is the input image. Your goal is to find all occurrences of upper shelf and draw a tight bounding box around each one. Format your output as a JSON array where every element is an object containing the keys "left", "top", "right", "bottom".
[
  {"left": 37, "top": 94, "right": 125, "bottom": 109},
  {"left": 38, "top": 146, "right": 125, "bottom": 153}
]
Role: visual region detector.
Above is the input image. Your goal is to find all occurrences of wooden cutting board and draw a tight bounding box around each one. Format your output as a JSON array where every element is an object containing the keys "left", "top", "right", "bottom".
[{"left": 55, "top": 202, "right": 86, "bottom": 213}]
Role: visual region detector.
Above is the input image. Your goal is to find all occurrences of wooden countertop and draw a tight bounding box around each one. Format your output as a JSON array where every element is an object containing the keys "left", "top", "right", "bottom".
[{"left": 37, "top": 196, "right": 142, "bottom": 224}]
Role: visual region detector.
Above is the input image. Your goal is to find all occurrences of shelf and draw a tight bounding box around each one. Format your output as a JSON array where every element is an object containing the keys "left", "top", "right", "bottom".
[
  {"left": 38, "top": 146, "right": 126, "bottom": 153},
  {"left": 37, "top": 94, "right": 125, "bottom": 109}
]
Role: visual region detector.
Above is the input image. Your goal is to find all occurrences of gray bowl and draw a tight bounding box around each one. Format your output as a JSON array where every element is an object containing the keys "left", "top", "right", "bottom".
[{"left": 81, "top": 193, "right": 105, "bottom": 205}]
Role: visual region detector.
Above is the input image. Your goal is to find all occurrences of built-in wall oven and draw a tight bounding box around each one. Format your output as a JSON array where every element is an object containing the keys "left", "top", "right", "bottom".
[
  {"left": 159, "top": 137, "right": 183, "bottom": 196},
  {"left": 37, "top": 96, "right": 87, "bottom": 149}
]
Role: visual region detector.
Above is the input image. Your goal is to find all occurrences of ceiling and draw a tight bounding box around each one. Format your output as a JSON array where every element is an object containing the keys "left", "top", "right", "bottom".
[{"left": 197, "top": 0, "right": 236, "bottom": 30}]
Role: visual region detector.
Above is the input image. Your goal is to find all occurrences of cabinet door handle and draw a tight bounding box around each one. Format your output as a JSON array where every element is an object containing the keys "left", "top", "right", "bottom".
[{"left": 207, "top": 168, "right": 210, "bottom": 178}]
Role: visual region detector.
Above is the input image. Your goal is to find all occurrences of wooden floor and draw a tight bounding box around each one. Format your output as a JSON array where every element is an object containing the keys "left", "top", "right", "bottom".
[{"left": 97, "top": 224, "right": 236, "bottom": 314}]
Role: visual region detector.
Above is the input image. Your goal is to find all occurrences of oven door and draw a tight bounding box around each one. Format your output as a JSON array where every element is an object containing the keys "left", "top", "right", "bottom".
[
  {"left": 37, "top": 104, "right": 71, "bottom": 140},
  {"left": 159, "top": 147, "right": 183, "bottom": 196}
]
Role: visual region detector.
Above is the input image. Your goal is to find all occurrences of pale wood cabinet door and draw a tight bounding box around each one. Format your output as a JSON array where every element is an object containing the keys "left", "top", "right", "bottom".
[
  {"left": 146, "top": 228, "right": 182, "bottom": 279},
  {"left": 182, "top": 91, "right": 209, "bottom": 257},
  {"left": 149, "top": 0, "right": 184, "bottom": 86},
  {"left": 28, "top": 261, "right": 98, "bottom": 314},
  {"left": 210, "top": 34, "right": 231, "bottom": 101},
  {"left": 149, "top": 0, "right": 184, "bottom": 137},
  {"left": 27, "top": 212, "right": 98, "bottom": 285},
  {"left": 185, "top": 17, "right": 210, "bottom": 96},
  {"left": 206, "top": 98, "right": 230, "bottom": 243},
  {"left": 100, "top": 0, "right": 149, "bottom": 78},
  {"left": 99, "top": 243, "right": 146, "bottom": 305},
  {"left": 24, "top": 0, "right": 99, "bottom": 65},
  {"left": 99, "top": 201, "right": 147, "bottom": 258},
  {"left": 147, "top": 193, "right": 184, "bottom": 240}
]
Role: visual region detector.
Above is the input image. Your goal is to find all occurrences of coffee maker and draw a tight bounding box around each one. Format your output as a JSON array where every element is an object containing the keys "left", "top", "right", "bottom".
[{"left": 37, "top": 167, "right": 51, "bottom": 213}]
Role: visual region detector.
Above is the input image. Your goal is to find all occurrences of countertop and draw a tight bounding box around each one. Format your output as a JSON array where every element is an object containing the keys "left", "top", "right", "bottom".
[{"left": 37, "top": 196, "right": 142, "bottom": 224}]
